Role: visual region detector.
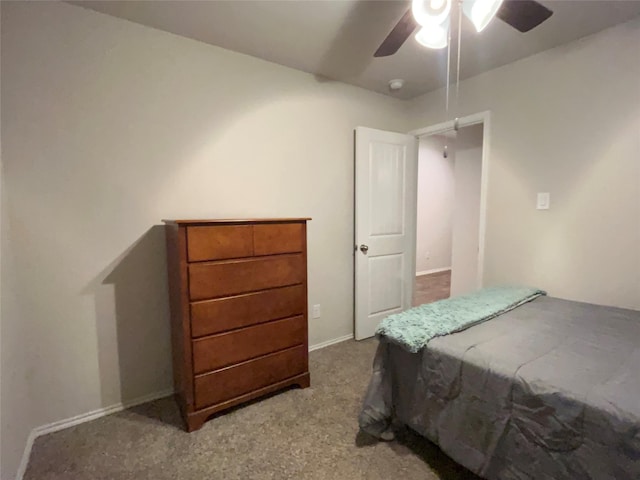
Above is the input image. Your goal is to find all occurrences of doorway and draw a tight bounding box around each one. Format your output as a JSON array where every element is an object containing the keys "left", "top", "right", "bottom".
[
  {"left": 353, "top": 113, "right": 489, "bottom": 340},
  {"left": 412, "top": 118, "right": 487, "bottom": 306}
]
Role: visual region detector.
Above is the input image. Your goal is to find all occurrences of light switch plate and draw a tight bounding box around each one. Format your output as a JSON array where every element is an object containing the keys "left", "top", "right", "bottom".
[
  {"left": 537, "top": 192, "right": 550, "bottom": 210},
  {"left": 312, "top": 304, "right": 321, "bottom": 319}
]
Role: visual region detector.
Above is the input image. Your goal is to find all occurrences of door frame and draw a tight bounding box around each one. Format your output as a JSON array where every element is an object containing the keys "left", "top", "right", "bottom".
[{"left": 408, "top": 110, "right": 491, "bottom": 292}]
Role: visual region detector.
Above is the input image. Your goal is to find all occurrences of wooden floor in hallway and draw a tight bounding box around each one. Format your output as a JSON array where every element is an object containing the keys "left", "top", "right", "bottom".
[{"left": 413, "top": 270, "right": 451, "bottom": 307}]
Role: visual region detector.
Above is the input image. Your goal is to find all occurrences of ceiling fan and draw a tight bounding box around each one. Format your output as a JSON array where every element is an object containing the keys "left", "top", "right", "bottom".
[{"left": 375, "top": 0, "right": 553, "bottom": 57}]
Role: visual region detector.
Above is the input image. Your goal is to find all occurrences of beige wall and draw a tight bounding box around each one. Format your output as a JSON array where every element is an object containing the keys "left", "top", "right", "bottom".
[
  {"left": 0, "top": 2, "right": 409, "bottom": 477},
  {"left": 416, "top": 136, "right": 454, "bottom": 274},
  {"left": 0, "top": 168, "right": 34, "bottom": 480},
  {"left": 409, "top": 18, "right": 640, "bottom": 310},
  {"left": 1, "top": 4, "right": 36, "bottom": 478}
]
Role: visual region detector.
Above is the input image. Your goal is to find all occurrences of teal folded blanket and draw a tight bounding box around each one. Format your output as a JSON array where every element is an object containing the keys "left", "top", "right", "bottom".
[{"left": 376, "top": 286, "right": 546, "bottom": 353}]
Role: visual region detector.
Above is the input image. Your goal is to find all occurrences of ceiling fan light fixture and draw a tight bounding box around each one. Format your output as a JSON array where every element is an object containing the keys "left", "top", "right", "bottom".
[
  {"left": 462, "top": 0, "right": 504, "bottom": 32},
  {"left": 412, "top": 0, "right": 452, "bottom": 28},
  {"left": 415, "top": 21, "right": 449, "bottom": 50}
]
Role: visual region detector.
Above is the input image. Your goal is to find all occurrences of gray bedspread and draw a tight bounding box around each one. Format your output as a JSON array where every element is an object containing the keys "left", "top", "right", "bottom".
[{"left": 359, "top": 296, "right": 640, "bottom": 479}]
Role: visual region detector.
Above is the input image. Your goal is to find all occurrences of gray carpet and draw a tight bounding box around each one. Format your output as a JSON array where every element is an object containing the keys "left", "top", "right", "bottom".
[{"left": 25, "top": 339, "right": 478, "bottom": 480}]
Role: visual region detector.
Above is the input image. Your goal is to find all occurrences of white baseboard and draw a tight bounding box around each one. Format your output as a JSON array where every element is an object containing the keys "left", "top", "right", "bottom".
[
  {"left": 309, "top": 334, "right": 353, "bottom": 352},
  {"left": 15, "top": 335, "right": 357, "bottom": 479},
  {"left": 34, "top": 388, "right": 174, "bottom": 438},
  {"left": 16, "top": 388, "right": 174, "bottom": 480},
  {"left": 14, "top": 430, "right": 37, "bottom": 480},
  {"left": 416, "top": 267, "right": 451, "bottom": 276}
]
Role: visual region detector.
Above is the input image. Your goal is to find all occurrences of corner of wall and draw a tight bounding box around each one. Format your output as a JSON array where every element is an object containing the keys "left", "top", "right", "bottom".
[{"left": 1, "top": 5, "right": 36, "bottom": 474}]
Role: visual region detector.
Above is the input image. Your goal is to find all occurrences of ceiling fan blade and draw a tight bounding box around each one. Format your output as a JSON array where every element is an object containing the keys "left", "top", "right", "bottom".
[
  {"left": 496, "top": 0, "right": 553, "bottom": 33},
  {"left": 374, "top": 8, "right": 418, "bottom": 57}
]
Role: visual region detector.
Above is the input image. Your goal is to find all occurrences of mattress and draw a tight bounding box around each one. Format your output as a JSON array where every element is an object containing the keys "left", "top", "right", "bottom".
[{"left": 359, "top": 296, "right": 640, "bottom": 479}]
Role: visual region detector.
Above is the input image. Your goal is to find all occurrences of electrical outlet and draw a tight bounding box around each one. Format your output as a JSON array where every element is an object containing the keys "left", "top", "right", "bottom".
[
  {"left": 312, "top": 304, "right": 321, "bottom": 319},
  {"left": 426, "top": 251, "right": 430, "bottom": 260},
  {"left": 537, "top": 192, "right": 550, "bottom": 210}
]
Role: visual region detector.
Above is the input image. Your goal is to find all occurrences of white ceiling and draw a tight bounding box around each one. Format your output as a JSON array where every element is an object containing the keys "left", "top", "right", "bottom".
[{"left": 70, "top": 0, "right": 640, "bottom": 99}]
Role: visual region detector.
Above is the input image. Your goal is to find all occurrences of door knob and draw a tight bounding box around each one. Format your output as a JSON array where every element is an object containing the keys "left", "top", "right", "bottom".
[{"left": 360, "top": 244, "right": 369, "bottom": 254}]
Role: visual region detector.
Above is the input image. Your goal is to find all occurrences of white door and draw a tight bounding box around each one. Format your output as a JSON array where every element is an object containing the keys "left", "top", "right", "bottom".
[{"left": 355, "top": 127, "right": 418, "bottom": 340}]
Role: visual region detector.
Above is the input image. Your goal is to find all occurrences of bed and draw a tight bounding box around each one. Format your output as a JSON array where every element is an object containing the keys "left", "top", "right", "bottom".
[{"left": 359, "top": 293, "right": 640, "bottom": 480}]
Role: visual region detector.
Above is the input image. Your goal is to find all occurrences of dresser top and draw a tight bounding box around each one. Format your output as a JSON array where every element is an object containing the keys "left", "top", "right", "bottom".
[{"left": 162, "top": 218, "right": 311, "bottom": 225}]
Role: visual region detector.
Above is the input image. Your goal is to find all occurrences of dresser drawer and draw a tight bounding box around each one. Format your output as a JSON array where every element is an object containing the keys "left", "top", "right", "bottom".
[
  {"left": 193, "top": 315, "right": 305, "bottom": 374},
  {"left": 194, "top": 345, "right": 307, "bottom": 409},
  {"left": 188, "top": 254, "right": 304, "bottom": 301},
  {"left": 190, "top": 284, "right": 305, "bottom": 337},
  {"left": 253, "top": 223, "right": 304, "bottom": 256},
  {"left": 187, "top": 225, "right": 253, "bottom": 262}
]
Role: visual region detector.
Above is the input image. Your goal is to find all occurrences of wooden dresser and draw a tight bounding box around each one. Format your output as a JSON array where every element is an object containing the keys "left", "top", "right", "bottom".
[{"left": 163, "top": 218, "right": 311, "bottom": 431}]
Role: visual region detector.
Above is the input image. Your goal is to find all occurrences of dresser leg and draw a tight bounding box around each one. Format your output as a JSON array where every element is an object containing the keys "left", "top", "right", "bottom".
[
  {"left": 296, "top": 372, "right": 311, "bottom": 389},
  {"left": 186, "top": 413, "right": 207, "bottom": 432}
]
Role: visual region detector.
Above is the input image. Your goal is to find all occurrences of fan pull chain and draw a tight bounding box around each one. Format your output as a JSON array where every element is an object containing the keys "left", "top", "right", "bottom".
[
  {"left": 445, "top": 22, "right": 451, "bottom": 115},
  {"left": 444, "top": 1, "right": 463, "bottom": 158},
  {"left": 444, "top": 2, "right": 454, "bottom": 159},
  {"left": 455, "top": 0, "right": 462, "bottom": 124}
]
